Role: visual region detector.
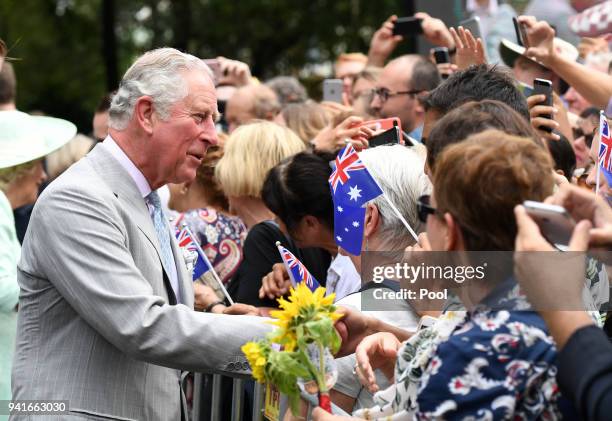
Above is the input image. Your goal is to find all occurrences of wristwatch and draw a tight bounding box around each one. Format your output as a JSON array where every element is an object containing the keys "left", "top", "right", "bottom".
[{"left": 205, "top": 300, "right": 225, "bottom": 313}]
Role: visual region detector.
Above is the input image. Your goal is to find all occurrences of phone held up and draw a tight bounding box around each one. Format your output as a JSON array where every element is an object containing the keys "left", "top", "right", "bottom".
[
  {"left": 512, "top": 17, "right": 530, "bottom": 48},
  {"left": 392, "top": 17, "right": 424, "bottom": 36},
  {"left": 322, "top": 79, "right": 343, "bottom": 104},
  {"left": 533, "top": 78, "right": 554, "bottom": 133},
  {"left": 523, "top": 201, "right": 576, "bottom": 250}
]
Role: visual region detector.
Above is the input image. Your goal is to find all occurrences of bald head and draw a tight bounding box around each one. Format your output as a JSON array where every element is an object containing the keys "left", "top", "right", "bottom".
[
  {"left": 370, "top": 54, "right": 440, "bottom": 134},
  {"left": 225, "top": 84, "right": 280, "bottom": 133}
]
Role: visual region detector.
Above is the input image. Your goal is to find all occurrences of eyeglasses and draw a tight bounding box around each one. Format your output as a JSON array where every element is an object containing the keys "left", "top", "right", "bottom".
[
  {"left": 416, "top": 195, "right": 438, "bottom": 223},
  {"left": 373, "top": 87, "right": 424, "bottom": 103}
]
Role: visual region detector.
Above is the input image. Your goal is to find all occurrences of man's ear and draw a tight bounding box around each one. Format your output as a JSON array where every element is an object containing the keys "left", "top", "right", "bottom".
[
  {"left": 134, "top": 96, "right": 155, "bottom": 135},
  {"left": 364, "top": 203, "right": 380, "bottom": 238}
]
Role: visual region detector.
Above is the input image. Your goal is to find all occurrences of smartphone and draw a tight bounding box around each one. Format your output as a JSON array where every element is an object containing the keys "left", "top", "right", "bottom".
[
  {"left": 459, "top": 16, "right": 483, "bottom": 41},
  {"left": 368, "top": 126, "right": 401, "bottom": 148},
  {"left": 322, "top": 79, "right": 343, "bottom": 103},
  {"left": 512, "top": 17, "right": 529, "bottom": 48},
  {"left": 203, "top": 59, "right": 221, "bottom": 85},
  {"left": 433, "top": 47, "right": 450, "bottom": 64},
  {"left": 392, "top": 17, "right": 423, "bottom": 36},
  {"left": 533, "top": 78, "right": 554, "bottom": 133},
  {"left": 517, "top": 81, "right": 534, "bottom": 98},
  {"left": 417, "top": 315, "right": 438, "bottom": 330},
  {"left": 359, "top": 117, "right": 402, "bottom": 134},
  {"left": 523, "top": 201, "right": 576, "bottom": 248}
]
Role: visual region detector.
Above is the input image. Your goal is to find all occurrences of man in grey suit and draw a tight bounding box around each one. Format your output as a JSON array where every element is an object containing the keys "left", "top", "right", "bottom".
[{"left": 11, "top": 48, "right": 273, "bottom": 420}]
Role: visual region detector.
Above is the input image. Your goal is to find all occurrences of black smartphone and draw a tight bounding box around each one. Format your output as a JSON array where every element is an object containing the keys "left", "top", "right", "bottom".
[
  {"left": 433, "top": 47, "right": 450, "bottom": 64},
  {"left": 533, "top": 78, "right": 553, "bottom": 133},
  {"left": 512, "top": 17, "right": 529, "bottom": 47},
  {"left": 393, "top": 17, "right": 424, "bottom": 36},
  {"left": 369, "top": 126, "right": 401, "bottom": 148}
]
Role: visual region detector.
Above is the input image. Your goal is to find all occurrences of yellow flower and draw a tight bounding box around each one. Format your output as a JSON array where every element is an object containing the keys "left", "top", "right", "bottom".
[
  {"left": 269, "top": 283, "right": 342, "bottom": 346},
  {"left": 241, "top": 341, "right": 267, "bottom": 383}
]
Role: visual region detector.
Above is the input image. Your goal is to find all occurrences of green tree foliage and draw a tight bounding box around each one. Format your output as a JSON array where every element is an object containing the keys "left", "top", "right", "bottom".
[{"left": 0, "top": 0, "right": 399, "bottom": 131}]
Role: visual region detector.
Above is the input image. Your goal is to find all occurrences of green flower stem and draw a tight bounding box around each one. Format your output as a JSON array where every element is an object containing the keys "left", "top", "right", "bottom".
[
  {"left": 317, "top": 341, "right": 328, "bottom": 393},
  {"left": 298, "top": 342, "right": 327, "bottom": 394}
]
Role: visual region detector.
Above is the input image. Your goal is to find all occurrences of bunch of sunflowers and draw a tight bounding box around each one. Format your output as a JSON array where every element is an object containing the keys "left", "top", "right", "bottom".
[{"left": 241, "top": 283, "right": 342, "bottom": 414}]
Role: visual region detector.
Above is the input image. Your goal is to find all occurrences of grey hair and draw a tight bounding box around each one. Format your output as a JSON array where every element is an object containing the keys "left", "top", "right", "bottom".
[
  {"left": 360, "top": 145, "right": 431, "bottom": 249},
  {"left": 109, "top": 48, "right": 212, "bottom": 130}
]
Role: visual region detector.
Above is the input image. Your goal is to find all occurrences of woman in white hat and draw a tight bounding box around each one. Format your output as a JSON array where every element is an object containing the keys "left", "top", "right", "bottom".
[{"left": 0, "top": 109, "right": 75, "bottom": 407}]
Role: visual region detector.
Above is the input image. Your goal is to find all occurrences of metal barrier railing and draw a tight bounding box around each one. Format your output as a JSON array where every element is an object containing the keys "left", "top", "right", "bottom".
[{"left": 192, "top": 372, "right": 270, "bottom": 421}]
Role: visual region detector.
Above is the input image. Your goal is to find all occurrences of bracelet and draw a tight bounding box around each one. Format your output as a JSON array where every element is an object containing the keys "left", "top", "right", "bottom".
[{"left": 205, "top": 300, "right": 225, "bottom": 313}]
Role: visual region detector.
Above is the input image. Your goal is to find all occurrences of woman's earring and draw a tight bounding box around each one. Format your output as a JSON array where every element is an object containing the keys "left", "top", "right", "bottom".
[{"left": 365, "top": 236, "right": 369, "bottom": 253}]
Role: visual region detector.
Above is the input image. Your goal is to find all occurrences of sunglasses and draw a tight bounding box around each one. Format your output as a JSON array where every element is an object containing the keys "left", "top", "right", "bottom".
[{"left": 417, "top": 194, "right": 438, "bottom": 223}]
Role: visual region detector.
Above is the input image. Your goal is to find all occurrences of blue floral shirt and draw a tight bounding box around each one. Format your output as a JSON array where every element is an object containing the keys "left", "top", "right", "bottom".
[{"left": 415, "top": 279, "right": 577, "bottom": 420}]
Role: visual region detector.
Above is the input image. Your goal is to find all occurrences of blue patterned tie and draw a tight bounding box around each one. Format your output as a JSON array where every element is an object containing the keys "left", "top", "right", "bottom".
[{"left": 146, "top": 190, "right": 180, "bottom": 300}]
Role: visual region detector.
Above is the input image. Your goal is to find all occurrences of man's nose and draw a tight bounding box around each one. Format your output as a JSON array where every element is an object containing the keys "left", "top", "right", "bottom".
[{"left": 370, "top": 94, "right": 381, "bottom": 110}]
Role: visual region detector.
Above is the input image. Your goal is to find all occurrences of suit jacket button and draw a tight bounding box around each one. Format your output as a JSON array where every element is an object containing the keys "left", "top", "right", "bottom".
[{"left": 227, "top": 362, "right": 235, "bottom": 371}]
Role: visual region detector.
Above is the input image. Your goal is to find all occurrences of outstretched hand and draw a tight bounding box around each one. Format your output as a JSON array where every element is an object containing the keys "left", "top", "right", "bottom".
[{"left": 450, "top": 26, "right": 486, "bottom": 70}]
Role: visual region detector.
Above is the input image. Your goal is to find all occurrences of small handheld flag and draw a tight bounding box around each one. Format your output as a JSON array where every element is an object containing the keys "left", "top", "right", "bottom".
[
  {"left": 333, "top": 204, "right": 366, "bottom": 256},
  {"left": 275, "top": 242, "right": 320, "bottom": 292},
  {"left": 174, "top": 223, "right": 235, "bottom": 305},
  {"left": 329, "top": 145, "right": 383, "bottom": 207},
  {"left": 597, "top": 111, "right": 612, "bottom": 195}
]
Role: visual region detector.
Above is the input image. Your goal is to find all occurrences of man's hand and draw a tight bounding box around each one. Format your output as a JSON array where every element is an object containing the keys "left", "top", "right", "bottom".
[
  {"left": 416, "top": 12, "right": 454, "bottom": 49},
  {"left": 514, "top": 204, "right": 595, "bottom": 348},
  {"left": 216, "top": 56, "right": 252, "bottom": 87},
  {"left": 527, "top": 94, "right": 561, "bottom": 141},
  {"left": 547, "top": 183, "right": 612, "bottom": 255},
  {"left": 334, "top": 306, "right": 374, "bottom": 357},
  {"left": 514, "top": 204, "right": 591, "bottom": 311},
  {"left": 578, "top": 36, "right": 609, "bottom": 59},
  {"left": 368, "top": 15, "right": 403, "bottom": 67},
  {"left": 355, "top": 332, "right": 401, "bottom": 393},
  {"left": 259, "top": 263, "right": 291, "bottom": 300},
  {"left": 450, "top": 26, "right": 486, "bottom": 70},
  {"left": 194, "top": 283, "right": 222, "bottom": 312},
  {"left": 518, "top": 16, "right": 556, "bottom": 68}
]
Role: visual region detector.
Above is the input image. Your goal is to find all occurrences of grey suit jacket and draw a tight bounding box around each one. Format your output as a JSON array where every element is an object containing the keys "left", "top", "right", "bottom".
[{"left": 11, "top": 144, "right": 271, "bottom": 420}]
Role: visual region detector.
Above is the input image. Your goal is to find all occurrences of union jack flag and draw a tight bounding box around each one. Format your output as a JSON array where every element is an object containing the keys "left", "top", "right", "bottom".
[
  {"left": 599, "top": 113, "right": 612, "bottom": 173},
  {"left": 174, "top": 224, "right": 211, "bottom": 280},
  {"left": 329, "top": 145, "right": 366, "bottom": 193},
  {"left": 276, "top": 243, "right": 320, "bottom": 292}
]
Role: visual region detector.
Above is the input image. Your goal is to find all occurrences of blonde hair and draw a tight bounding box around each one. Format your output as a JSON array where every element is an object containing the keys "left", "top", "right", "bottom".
[
  {"left": 335, "top": 53, "right": 368, "bottom": 67},
  {"left": 0, "top": 160, "right": 38, "bottom": 192},
  {"left": 215, "top": 120, "right": 306, "bottom": 197}
]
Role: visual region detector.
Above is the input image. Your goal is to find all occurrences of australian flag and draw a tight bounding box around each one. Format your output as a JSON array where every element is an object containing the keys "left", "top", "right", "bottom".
[
  {"left": 329, "top": 145, "right": 383, "bottom": 255},
  {"left": 176, "top": 225, "right": 211, "bottom": 280},
  {"left": 276, "top": 243, "right": 320, "bottom": 292},
  {"left": 599, "top": 113, "right": 612, "bottom": 186}
]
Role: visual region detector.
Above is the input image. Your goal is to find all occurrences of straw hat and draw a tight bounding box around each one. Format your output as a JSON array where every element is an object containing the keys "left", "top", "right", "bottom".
[{"left": 0, "top": 110, "right": 76, "bottom": 169}]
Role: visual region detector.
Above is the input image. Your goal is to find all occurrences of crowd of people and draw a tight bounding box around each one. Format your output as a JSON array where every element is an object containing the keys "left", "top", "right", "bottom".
[{"left": 3, "top": 0, "right": 612, "bottom": 420}]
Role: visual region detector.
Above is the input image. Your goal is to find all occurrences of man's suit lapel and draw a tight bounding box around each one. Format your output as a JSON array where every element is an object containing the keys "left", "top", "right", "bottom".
[{"left": 86, "top": 144, "right": 179, "bottom": 305}]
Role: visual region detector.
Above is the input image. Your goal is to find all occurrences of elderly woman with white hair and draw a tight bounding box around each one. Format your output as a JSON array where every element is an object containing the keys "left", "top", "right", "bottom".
[
  {"left": 283, "top": 144, "right": 431, "bottom": 418},
  {"left": 0, "top": 110, "right": 74, "bottom": 411}
]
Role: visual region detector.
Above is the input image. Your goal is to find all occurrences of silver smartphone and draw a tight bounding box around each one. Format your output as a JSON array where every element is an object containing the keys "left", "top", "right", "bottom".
[
  {"left": 322, "top": 79, "right": 343, "bottom": 103},
  {"left": 459, "top": 16, "right": 483, "bottom": 41},
  {"left": 523, "top": 200, "right": 576, "bottom": 248}
]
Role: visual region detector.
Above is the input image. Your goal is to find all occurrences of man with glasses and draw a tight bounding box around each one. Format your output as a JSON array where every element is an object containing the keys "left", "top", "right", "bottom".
[{"left": 369, "top": 55, "right": 440, "bottom": 143}]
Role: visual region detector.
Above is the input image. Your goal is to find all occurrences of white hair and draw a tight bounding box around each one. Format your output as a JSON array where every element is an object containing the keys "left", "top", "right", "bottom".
[
  {"left": 360, "top": 144, "right": 431, "bottom": 248},
  {"left": 109, "top": 48, "right": 212, "bottom": 130}
]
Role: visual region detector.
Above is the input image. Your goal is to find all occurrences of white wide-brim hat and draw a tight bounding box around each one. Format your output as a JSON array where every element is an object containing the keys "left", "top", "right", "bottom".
[
  {"left": 499, "top": 38, "right": 579, "bottom": 70},
  {"left": 0, "top": 110, "right": 77, "bottom": 169}
]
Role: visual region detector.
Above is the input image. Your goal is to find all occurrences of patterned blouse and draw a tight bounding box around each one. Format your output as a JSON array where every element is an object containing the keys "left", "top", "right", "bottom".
[
  {"left": 172, "top": 207, "right": 247, "bottom": 286},
  {"left": 354, "top": 279, "right": 577, "bottom": 420}
]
